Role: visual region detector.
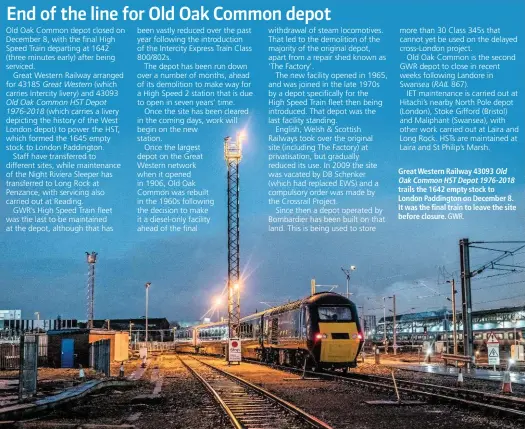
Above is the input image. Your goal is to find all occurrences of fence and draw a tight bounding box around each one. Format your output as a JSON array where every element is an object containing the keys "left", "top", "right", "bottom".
[
  {"left": 91, "top": 339, "right": 110, "bottom": 376},
  {"left": 19, "top": 335, "right": 38, "bottom": 400},
  {"left": 132, "top": 341, "right": 176, "bottom": 352},
  {"left": 0, "top": 337, "right": 48, "bottom": 370},
  {"left": 0, "top": 343, "right": 19, "bottom": 370}
]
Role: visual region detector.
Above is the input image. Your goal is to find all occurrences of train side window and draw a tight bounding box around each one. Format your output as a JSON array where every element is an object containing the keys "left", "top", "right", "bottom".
[{"left": 292, "top": 309, "right": 297, "bottom": 336}]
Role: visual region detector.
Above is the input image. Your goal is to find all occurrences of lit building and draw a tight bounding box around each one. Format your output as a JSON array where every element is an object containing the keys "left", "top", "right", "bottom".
[
  {"left": 0, "top": 309, "right": 21, "bottom": 320},
  {"left": 371, "top": 306, "right": 525, "bottom": 349},
  {"left": 0, "top": 310, "right": 22, "bottom": 330},
  {"left": 363, "top": 315, "right": 376, "bottom": 333}
]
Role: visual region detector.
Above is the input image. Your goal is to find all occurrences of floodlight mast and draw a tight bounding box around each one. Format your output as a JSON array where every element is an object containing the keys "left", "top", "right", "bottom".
[
  {"left": 224, "top": 133, "right": 245, "bottom": 344},
  {"left": 86, "top": 251, "right": 98, "bottom": 329},
  {"left": 341, "top": 265, "right": 356, "bottom": 299}
]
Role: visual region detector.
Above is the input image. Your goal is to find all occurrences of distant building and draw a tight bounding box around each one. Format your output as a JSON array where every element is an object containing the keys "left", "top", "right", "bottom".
[
  {"left": 87, "top": 318, "right": 171, "bottom": 342},
  {"left": 0, "top": 310, "right": 78, "bottom": 338},
  {"left": 0, "top": 310, "right": 21, "bottom": 320},
  {"left": 178, "top": 318, "right": 205, "bottom": 328},
  {"left": 0, "top": 310, "right": 21, "bottom": 329},
  {"left": 375, "top": 305, "right": 525, "bottom": 337},
  {"left": 90, "top": 318, "right": 170, "bottom": 331},
  {"left": 363, "top": 315, "right": 376, "bottom": 332},
  {"left": 1, "top": 319, "right": 77, "bottom": 335}
]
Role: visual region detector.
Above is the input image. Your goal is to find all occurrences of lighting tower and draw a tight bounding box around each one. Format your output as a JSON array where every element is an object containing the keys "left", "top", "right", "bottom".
[
  {"left": 224, "top": 133, "right": 245, "bottom": 341},
  {"left": 145, "top": 282, "right": 151, "bottom": 342},
  {"left": 85, "top": 251, "right": 98, "bottom": 329},
  {"left": 341, "top": 265, "right": 356, "bottom": 299}
]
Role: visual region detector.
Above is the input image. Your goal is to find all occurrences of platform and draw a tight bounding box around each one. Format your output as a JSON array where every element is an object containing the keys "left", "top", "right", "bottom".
[{"left": 397, "top": 364, "right": 525, "bottom": 385}]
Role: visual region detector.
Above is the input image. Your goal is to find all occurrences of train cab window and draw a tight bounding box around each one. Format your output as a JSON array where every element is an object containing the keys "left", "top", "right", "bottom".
[
  {"left": 318, "top": 306, "right": 352, "bottom": 322},
  {"left": 301, "top": 307, "right": 307, "bottom": 338}
]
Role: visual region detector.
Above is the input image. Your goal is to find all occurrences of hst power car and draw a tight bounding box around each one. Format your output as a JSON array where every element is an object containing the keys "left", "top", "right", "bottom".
[{"left": 175, "top": 292, "right": 364, "bottom": 371}]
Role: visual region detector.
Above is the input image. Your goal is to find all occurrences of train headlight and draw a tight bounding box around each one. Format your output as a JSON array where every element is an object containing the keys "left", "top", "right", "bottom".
[{"left": 315, "top": 333, "right": 327, "bottom": 340}]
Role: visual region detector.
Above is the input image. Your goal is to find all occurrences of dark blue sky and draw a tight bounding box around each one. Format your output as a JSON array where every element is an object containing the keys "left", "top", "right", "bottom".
[{"left": 1, "top": 0, "right": 524, "bottom": 322}]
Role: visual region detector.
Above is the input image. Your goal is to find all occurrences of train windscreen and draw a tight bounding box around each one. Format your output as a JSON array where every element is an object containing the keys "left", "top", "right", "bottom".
[{"left": 318, "top": 306, "right": 352, "bottom": 322}]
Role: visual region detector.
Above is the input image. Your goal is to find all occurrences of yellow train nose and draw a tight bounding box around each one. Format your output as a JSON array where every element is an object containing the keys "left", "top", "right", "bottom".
[
  {"left": 318, "top": 322, "right": 361, "bottom": 364},
  {"left": 321, "top": 340, "right": 354, "bottom": 362}
]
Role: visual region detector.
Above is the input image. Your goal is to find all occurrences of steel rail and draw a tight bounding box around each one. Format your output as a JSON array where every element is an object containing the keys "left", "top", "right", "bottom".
[
  {"left": 177, "top": 354, "right": 242, "bottom": 429},
  {"left": 192, "top": 356, "right": 333, "bottom": 429},
  {"left": 333, "top": 372, "right": 525, "bottom": 418},
  {"left": 241, "top": 357, "right": 525, "bottom": 419},
  {"left": 360, "top": 372, "right": 525, "bottom": 410}
]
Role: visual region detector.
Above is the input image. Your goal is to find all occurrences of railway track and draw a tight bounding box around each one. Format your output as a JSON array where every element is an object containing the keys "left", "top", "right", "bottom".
[
  {"left": 242, "top": 358, "right": 525, "bottom": 419},
  {"left": 177, "top": 354, "right": 333, "bottom": 429},
  {"left": 348, "top": 371, "right": 525, "bottom": 410}
]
